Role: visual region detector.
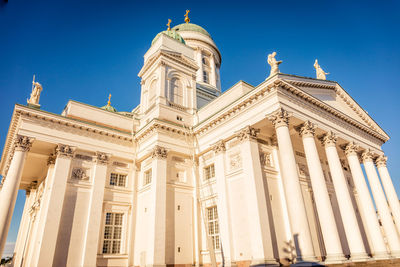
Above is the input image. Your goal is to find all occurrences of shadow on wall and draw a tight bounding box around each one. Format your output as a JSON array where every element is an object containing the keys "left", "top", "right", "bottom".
[{"left": 282, "top": 234, "right": 324, "bottom": 266}]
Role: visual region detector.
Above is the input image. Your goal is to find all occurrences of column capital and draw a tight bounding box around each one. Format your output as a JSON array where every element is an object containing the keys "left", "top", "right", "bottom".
[
  {"left": 319, "top": 131, "right": 337, "bottom": 147},
  {"left": 95, "top": 152, "right": 110, "bottom": 165},
  {"left": 268, "top": 108, "right": 290, "bottom": 129},
  {"left": 55, "top": 144, "right": 75, "bottom": 158},
  {"left": 361, "top": 149, "right": 375, "bottom": 163},
  {"left": 212, "top": 140, "right": 226, "bottom": 154},
  {"left": 14, "top": 135, "right": 34, "bottom": 152},
  {"left": 296, "top": 121, "right": 316, "bottom": 138},
  {"left": 47, "top": 153, "right": 56, "bottom": 165},
  {"left": 344, "top": 141, "right": 359, "bottom": 157},
  {"left": 375, "top": 155, "right": 387, "bottom": 168},
  {"left": 236, "top": 126, "right": 260, "bottom": 142},
  {"left": 151, "top": 145, "right": 168, "bottom": 159}
]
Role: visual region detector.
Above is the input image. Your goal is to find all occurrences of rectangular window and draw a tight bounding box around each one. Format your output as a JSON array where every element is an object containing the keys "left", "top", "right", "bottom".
[
  {"left": 102, "top": 212, "right": 123, "bottom": 254},
  {"left": 204, "top": 164, "right": 215, "bottom": 180},
  {"left": 109, "top": 173, "right": 127, "bottom": 187},
  {"left": 144, "top": 169, "right": 152, "bottom": 186},
  {"left": 207, "top": 206, "right": 220, "bottom": 249},
  {"left": 203, "top": 71, "right": 209, "bottom": 83}
]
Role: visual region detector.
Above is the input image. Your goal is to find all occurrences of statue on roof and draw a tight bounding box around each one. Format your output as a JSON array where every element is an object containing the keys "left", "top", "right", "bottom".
[
  {"left": 27, "top": 75, "right": 43, "bottom": 107},
  {"left": 267, "top": 52, "right": 282, "bottom": 77},
  {"left": 184, "top": 10, "right": 190, "bottom": 24},
  {"left": 167, "top": 19, "right": 171, "bottom": 31},
  {"left": 314, "top": 59, "right": 329, "bottom": 80}
]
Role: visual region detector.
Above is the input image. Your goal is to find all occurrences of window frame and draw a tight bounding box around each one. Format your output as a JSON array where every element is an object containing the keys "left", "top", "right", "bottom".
[
  {"left": 206, "top": 206, "right": 220, "bottom": 250},
  {"left": 203, "top": 164, "right": 215, "bottom": 181},
  {"left": 143, "top": 168, "right": 152, "bottom": 186},
  {"left": 109, "top": 172, "right": 127, "bottom": 188},
  {"left": 102, "top": 212, "right": 124, "bottom": 255}
]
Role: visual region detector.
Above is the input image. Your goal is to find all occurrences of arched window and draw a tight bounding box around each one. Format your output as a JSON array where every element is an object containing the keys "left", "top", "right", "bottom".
[
  {"left": 203, "top": 71, "right": 209, "bottom": 83},
  {"left": 148, "top": 79, "right": 157, "bottom": 106},
  {"left": 202, "top": 57, "right": 210, "bottom": 67},
  {"left": 170, "top": 78, "right": 183, "bottom": 105}
]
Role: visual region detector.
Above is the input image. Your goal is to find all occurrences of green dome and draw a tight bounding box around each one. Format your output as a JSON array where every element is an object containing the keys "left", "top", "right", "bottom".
[
  {"left": 172, "top": 23, "right": 211, "bottom": 38},
  {"left": 101, "top": 104, "right": 117, "bottom": 112},
  {"left": 151, "top": 29, "right": 186, "bottom": 45}
]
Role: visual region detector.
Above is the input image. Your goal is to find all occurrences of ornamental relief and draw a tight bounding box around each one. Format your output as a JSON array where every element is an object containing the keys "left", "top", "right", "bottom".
[
  {"left": 229, "top": 153, "right": 242, "bottom": 171},
  {"left": 71, "top": 167, "right": 90, "bottom": 181},
  {"left": 259, "top": 152, "right": 273, "bottom": 168},
  {"left": 297, "top": 163, "right": 310, "bottom": 177}
]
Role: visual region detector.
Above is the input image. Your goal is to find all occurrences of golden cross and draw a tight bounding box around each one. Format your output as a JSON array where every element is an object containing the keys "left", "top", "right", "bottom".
[
  {"left": 167, "top": 19, "right": 171, "bottom": 31},
  {"left": 107, "top": 94, "right": 111, "bottom": 106},
  {"left": 184, "top": 10, "right": 190, "bottom": 24}
]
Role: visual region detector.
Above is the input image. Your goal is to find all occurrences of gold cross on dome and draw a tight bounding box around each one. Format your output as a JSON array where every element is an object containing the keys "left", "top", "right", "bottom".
[
  {"left": 184, "top": 10, "right": 190, "bottom": 24},
  {"left": 107, "top": 94, "right": 111, "bottom": 106},
  {"left": 167, "top": 19, "right": 171, "bottom": 31}
]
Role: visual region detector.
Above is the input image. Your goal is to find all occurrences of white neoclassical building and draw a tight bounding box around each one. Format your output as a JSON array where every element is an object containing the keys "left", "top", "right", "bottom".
[{"left": 1, "top": 15, "right": 400, "bottom": 267}]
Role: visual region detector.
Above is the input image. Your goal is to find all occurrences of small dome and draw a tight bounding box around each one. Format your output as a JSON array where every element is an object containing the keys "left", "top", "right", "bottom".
[
  {"left": 172, "top": 23, "right": 211, "bottom": 38},
  {"left": 151, "top": 29, "right": 186, "bottom": 46},
  {"left": 101, "top": 104, "right": 117, "bottom": 112}
]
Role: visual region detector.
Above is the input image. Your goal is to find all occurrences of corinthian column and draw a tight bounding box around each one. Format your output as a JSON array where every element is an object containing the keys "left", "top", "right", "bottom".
[
  {"left": 237, "top": 126, "right": 277, "bottom": 265},
  {"left": 297, "top": 122, "right": 344, "bottom": 262},
  {"left": 362, "top": 150, "right": 400, "bottom": 257},
  {"left": 268, "top": 109, "right": 316, "bottom": 262},
  {"left": 344, "top": 143, "right": 388, "bottom": 258},
  {"left": 148, "top": 145, "right": 168, "bottom": 267},
  {"left": 376, "top": 155, "right": 400, "bottom": 235},
  {"left": 320, "top": 132, "right": 368, "bottom": 260},
  {"left": 212, "top": 140, "right": 236, "bottom": 267},
  {"left": 82, "top": 152, "right": 110, "bottom": 267},
  {"left": 0, "top": 135, "right": 33, "bottom": 257}
]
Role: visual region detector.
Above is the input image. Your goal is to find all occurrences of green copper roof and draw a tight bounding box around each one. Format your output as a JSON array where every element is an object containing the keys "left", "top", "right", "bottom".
[
  {"left": 172, "top": 23, "right": 211, "bottom": 38},
  {"left": 101, "top": 104, "right": 117, "bottom": 112},
  {"left": 151, "top": 29, "right": 186, "bottom": 46}
]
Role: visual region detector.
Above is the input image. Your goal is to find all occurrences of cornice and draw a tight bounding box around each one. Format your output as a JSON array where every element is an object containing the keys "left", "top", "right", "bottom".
[
  {"left": 134, "top": 118, "right": 191, "bottom": 143},
  {"left": 276, "top": 80, "right": 387, "bottom": 143}
]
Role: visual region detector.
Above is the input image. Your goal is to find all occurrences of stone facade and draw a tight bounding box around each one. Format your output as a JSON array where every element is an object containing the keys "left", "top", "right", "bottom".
[{"left": 0, "top": 19, "right": 399, "bottom": 267}]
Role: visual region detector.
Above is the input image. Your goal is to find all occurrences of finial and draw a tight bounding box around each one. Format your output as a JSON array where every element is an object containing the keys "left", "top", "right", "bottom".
[
  {"left": 184, "top": 10, "right": 190, "bottom": 24},
  {"left": 167, "top": 19, "right": 171, "bottom": 31},
  {"left": 107, "top": 94, "right": 111, "bottom": 106}
]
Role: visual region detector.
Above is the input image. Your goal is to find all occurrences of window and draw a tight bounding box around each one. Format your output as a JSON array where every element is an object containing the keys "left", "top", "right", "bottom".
[
  {"left": 207, "top": 206, "right": 220, "bottom": 249},
  {"left": 144, "top": 169, "right": 152, "bottom": 186},
  {"left": 102, "top": 212, "right": 123, "bottom": 254},
  {"left": 203, "top": 71, "right": 209, "bottom": 83},
  {"left": 202, "top": 57, "right": 210, "bottom": 67},
  {"left": 204, "top": 164, "right": 215, "bottom": 180},
  {"left": 110, "top": 173, "right": 127, "bottom": 187},
  {"left": 170, "top": 78, "right": 183, "bottom": 105}
]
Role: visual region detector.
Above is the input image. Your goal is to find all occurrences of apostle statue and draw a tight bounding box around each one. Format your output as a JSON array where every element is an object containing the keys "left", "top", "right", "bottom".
[
  {"left": 314, "top": 59, "right": 329, "bottom": 80},
  {"left": 267, "top": 52, "right": 282, "bottom": 77},
  {"left": 27, "top": 75, "right": 43, "bottom": 107}
]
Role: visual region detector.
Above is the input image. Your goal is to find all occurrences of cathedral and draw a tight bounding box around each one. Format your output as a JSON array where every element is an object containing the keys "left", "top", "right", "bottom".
[{"left": 1, "top": 11, "right": 400, "bottom": 267}]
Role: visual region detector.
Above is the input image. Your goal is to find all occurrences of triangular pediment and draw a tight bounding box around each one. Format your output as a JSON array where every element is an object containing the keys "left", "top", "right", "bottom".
[{"left": 279, "top": 74, "right": 389, "bottom": 140}]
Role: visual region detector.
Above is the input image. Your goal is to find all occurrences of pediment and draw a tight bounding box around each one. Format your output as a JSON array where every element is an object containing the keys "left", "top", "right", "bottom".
[{"left": 280, "top": 75, "right": 389, "bottom": 140}]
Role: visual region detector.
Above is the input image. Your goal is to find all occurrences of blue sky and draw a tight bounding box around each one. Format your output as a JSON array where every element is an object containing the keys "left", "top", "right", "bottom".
[{"left": 1, "top": 0, "right": 400, "bottom": 253}]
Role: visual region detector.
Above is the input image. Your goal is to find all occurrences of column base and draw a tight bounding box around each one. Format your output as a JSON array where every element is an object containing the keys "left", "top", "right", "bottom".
[
  {"left": 146, "top": 265, "right": 166, "bottom": 267},
  {"left": 372, "top": 250, "right": 390, "bottom": 260},
  {"left": 389, "top": 250, "right": 400, "bottom": 258},
  {"left": 324, "top": 253, "right": 347, "bottom": 264},
  {"left": 349, "top": 252, "right": 370, "bottom": 262},
  {"left": 250, "top": 258, "right": 279, "bottom": 266},
  {"left": 293, "top": 255, "right": 319, "bottom": 266}
]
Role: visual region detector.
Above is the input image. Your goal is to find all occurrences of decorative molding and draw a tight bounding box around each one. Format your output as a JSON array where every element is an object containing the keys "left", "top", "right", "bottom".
[
  {"left": 95, "top": 152, "right": 110, "bottom": 164},
  {"left": 260, "top": 152, "right": 273, "bottom": 168},
  {"left": 55, "top": 144, "right": 75, "bottom": 158},
  {"left": 319, "top": 131, "right": 337, "bottom": 147},
  {"left": 375, "top": 155, "right": 387, "bottom": 168},
  {"left": 47, "top": 153, "right": 56, "bottom": 165},
  {"left": 361, "top": 149, "right": 374, "bottom": 163},
  {"left": 298, "top": 163, "right": 310, "bottom": 177},
  {"left": 229, "top": 153, "right": 242, "bottom": 171},
  {"left": 71, "top": 167, "right": 89, "bottom": 180},
  {"left": 14, "top": 135, "right": 34, "bottom": 152},
  {"left": 236, "top": 126, "right": 260, "bottom": 142},
  {"left": 268, "top": 108, "right": 290, "bottom": 129},
  {"left": 75, "top": 154, "right": 93, "bottom": 161},
  {"left": 297, "top": 121, "right": 316, "bottom": 138},
  {"left": 212, "top": 140, "right": 226, "bottom": 154},
  {"left": 151, "top": 145, "right": 168, "bottom": 159},
  {"left": 344, "top": 142, "right": 359, "bottom": 157}
]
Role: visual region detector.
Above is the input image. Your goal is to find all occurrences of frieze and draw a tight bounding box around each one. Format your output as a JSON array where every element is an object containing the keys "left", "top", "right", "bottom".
[{"left": 75, "top": 154, "right": 93, "bottom": 161}]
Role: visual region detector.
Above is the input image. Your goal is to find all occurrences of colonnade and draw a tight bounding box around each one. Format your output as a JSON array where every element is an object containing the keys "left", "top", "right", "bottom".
[{"left": 267, "top": 108, "right": 400, "bottom": 263}]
